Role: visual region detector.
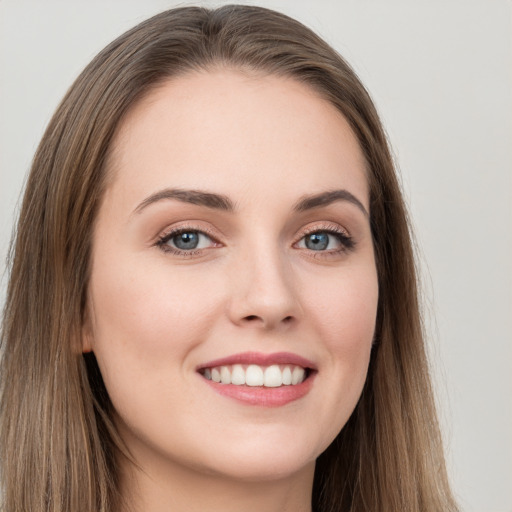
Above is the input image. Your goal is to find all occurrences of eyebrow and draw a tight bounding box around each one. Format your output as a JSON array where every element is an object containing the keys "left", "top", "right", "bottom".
[
  {"left": 293, "top": 190, "right": 368, "bottom": 217},
  {"left": 133, "top": 187, "right": 368, "bottom": 217},
  {"left": 133, "top": 188, "right": 235, "bottom": 214}
]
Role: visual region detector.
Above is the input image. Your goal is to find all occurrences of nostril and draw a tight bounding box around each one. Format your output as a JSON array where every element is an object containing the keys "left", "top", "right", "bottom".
[{"left": 242, "top": 314, "right": 294, "bottom": 325}]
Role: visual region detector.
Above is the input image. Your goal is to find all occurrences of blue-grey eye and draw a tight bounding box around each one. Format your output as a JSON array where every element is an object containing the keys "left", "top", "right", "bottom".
[
  {"left": 297, "top": 231, "right": 347, "bottom": 251},
  {"left": 305, "top": 233, "right": 329, "bottom": 250},
  {"left": 173, "top": 232, "right": 200, "bottom": 250},
  {"left": 164, "top": 230, "right": 213, "bottom": 251}
]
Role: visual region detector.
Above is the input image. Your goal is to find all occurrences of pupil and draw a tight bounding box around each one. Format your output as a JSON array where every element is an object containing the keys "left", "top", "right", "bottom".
[
  {"left": 174, "top": 232, "right": 199, "bottom": 250},
  {"left": 306, "top": 233, "right": 328, "bottom": 251}
]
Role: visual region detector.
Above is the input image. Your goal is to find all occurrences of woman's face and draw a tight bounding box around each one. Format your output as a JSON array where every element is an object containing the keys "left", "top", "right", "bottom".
[{"left": 84, "top": 69, "right": 378, "bottom": 482}]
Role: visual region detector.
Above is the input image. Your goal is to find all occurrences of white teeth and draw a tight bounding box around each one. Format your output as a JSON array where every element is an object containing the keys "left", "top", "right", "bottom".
[
  {"left": 264, "top": 365, "right": 282, "bottom": 387},
  {"left": 202, "top": 363, "right": 308, "bottom": 387},
  {"left": 282, "top": 366, "right": 292, "bottom": 385},
  {"left": 291, "top": 366, "right": 305, "bottom": 385},
  {"left": 245, "top": 365, "right": 264, "bottom": 386},
  {"left": 211, "top": 367, "right": 221, "bottom": 383},
  {"left": 220, "top": 366, "right": 231, "bottom": 384},
  {"left": 231, "top": 364, "right": 246, "bottom": 385}
]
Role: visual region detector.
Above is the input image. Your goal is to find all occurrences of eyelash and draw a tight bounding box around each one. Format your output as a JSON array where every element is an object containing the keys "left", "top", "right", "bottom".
[{"left": 155, "top": 224, "right": 355, "bottom": 257}]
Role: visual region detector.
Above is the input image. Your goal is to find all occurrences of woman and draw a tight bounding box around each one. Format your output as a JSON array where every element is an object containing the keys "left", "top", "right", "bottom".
[{"left": 0, "top": 5, "right": 459, "bottom": 512}]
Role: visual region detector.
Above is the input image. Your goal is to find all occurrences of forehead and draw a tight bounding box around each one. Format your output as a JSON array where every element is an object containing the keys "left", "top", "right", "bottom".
[{"left": 105, "top": 68, "right": 369, "bottom": 211}]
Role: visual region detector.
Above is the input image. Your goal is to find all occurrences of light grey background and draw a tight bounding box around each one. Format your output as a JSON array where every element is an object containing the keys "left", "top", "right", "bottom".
[{"left": 1, "top": 1, "right": 511, "bottom": 511}]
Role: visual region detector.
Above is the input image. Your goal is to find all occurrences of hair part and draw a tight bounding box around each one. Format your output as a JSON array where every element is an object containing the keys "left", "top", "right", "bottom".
[{"left": 1, "top": 5, "right": 458, "bottom": 512}]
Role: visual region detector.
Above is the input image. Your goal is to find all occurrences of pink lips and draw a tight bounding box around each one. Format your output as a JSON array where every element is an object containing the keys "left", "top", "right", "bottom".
[
  {"left": 197, "top": 351, "right": 317, "bottom": 370},
  {"left": 197, "top": 351, "right": 317, "bottom": 407}
]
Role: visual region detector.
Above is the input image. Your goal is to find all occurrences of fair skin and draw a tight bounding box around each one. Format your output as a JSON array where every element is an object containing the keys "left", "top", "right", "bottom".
[{"left": 83, "top": 69, "right": 379, "bottom": 512}]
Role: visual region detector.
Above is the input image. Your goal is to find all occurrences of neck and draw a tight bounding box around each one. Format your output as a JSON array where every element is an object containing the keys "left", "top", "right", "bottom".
[{"left": 118, "top": 453, "right": 315, "bottom": 512}]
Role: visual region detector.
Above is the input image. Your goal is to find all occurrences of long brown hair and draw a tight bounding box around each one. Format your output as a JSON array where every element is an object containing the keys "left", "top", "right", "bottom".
[{"left": 0, "top": 5, "right": 458, "bottom": 512}]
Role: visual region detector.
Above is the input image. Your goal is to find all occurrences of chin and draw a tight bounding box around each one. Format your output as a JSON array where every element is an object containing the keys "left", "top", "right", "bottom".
[
  {"left": 185, "top": 429, "right": 325, "bottom": 482},
  {"left": 204, "top": 451, "right": 316, "bottom": 483}
]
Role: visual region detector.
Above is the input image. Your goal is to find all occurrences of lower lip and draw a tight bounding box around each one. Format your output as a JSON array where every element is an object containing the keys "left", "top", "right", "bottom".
[{"left": 201, "top": 373, "right": 316, "bottom": 407}]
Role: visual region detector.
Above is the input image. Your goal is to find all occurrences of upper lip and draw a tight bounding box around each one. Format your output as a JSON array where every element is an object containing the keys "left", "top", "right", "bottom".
[{"left": 196, "top": 351, "right": 317, "bottom": 371}]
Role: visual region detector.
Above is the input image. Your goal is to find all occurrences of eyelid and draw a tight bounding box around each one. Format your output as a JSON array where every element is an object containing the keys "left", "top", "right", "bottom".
[
  {"left": 155, "top": 220, "right": 222, "bottom": 241},
  {"left": 294, "top": 221, "right": 351, "bottom": 241}
]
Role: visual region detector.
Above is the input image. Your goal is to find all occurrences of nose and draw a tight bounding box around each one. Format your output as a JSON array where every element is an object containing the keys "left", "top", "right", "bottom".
[{"left": 226, "top": 247, "right": 302, "bottom": 330}]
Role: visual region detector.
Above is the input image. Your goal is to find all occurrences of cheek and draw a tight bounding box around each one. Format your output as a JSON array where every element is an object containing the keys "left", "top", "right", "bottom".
[
  {"left": 85, "top": 259, "right": 228, "bottom": 450},
  {"left": 287, "top": 263, "right": 378, "bottom": 456},
  {"left": 86, "top": 254, "right": 222, "bottom": 379},
  {"left": 310, "top": 264, "right": 378, "bottom": 379},
  {"left": 313, "top": 261, "right": 378, "bottom": 330}
]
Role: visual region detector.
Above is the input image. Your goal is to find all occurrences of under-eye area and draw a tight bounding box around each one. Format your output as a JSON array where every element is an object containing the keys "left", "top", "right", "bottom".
[{"left": 198, "top": 364, "right": 315, "bottom": 387}]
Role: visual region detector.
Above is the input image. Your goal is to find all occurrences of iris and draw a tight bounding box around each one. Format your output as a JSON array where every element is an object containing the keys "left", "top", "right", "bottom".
[
  {"left": 173, "top": 232, "right": 200, "bottom": 250},
  {"left": 305, "top": 233, "right": 329, "bottom": 251}
]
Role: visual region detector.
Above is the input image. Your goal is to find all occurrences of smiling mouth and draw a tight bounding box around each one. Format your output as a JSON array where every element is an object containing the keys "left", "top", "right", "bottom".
[{"left": 199, "top": 364, "right": 310, "bottom": 387}]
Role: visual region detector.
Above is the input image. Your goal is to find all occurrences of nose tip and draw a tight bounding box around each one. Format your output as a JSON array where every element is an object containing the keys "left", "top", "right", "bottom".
[
  {"left": 233, "top": 304, "right": 298, "bottom": 331},
  {"left": 227, "top": 257, "right": 302, "bottom": 330}
]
